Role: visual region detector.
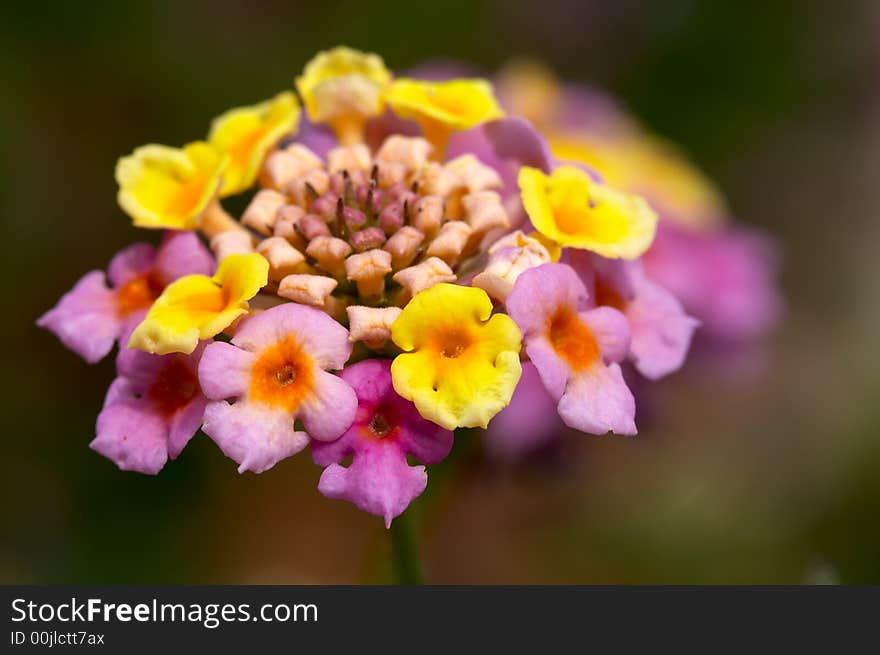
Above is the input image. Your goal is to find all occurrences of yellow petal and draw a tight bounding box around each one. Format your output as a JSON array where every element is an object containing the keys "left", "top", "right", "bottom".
[
  {"left": 128, "top": 253, "right": 268, "bottom": 354},
  {"left": 116, "top": 142, "right": 227, "bottom": 230},
  {"left": 209, "top": 91, "right": 301, "bottom": 196},
  {"left": 390, "top": 283, "right": 522, "bottom": 429},
  {"left": 295, "top": 46, "right": 391, "bottom": 143},
  {"left": 385, "top": 78, "right": 504, "bottom": 154},
  {"left": 386, "top": 78, "right": 504, "bottom": 132},
  {"left": 518, "top": 165, "right": 657, "bottom": 259}
]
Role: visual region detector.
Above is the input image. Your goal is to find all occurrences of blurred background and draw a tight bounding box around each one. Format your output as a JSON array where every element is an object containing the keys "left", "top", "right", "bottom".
[{"left": 2, "top": 0, "right": 879, "bottom": 583}]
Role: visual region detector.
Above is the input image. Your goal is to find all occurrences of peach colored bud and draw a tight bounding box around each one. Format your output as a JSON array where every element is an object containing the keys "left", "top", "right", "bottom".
[
  {"left": 256, "top": 236, "right": 307, "bottom": 282},
  {"left": 376, "top": 161, "right": 408, "bottom": 187},
  {"left": 487, "top": 229, "right": 539, "bottom": 254},
  {"left": 241, "top": 189, "right": 287, "bottom": 235},
  {"left": 383, "top": 225, "right": 425, "bottom": 270},
  {"left": 327, "top": 144, "right": 372, "bottom": 173},
  {"left": 277, "top": 273, "right": 338, "bottom": 307},
  {"left": 445, "top": 154, "right": 503, "bottom": 193},
  {"left": 346, "top": 305, "right": 403, "bottom": 349},
  {"left": 392, "top": 257, "right": 456, "bottom": 298},
  {"left": 411, "top": 195, "right": 444, "bottom": 237},
  {"left": 284, "top": 168, "right": 330, "bottom": 207},
  {"left": 462, "top": 190, "right": 509, "bottom": 236},
  {"left": 425, "top": 221, "right": 473, "bottom": 266},
  {"left": 210, "top": 230, "right": 254, "bottom": 262},
  {"left": 376, "top": 135, "right": 433, "bottom": 170},
  {"left": 417, "top": 161, "right": 460, "bottom": 197},
  {"left": 473, "top": 236, "right": 551, "bottom": 301},
  {"left": 306, "top": 236, "right": 352, "bottom": 278},
  {"left": 344, "top": 249, "right": 393, "bottom": 300},
  {"left": 273, "top": 205, "right": 307, "bottom": 250},
  {"left": 261, "top": 144, "right": 323, "bottom": 190}
]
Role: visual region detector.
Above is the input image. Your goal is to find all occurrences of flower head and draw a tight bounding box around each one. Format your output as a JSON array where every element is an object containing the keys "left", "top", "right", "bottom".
[
  {"left": 312, "top": 359, "right": 453, "bottom": 527},
  {"left": 128, "top": 252, "right": 268, "bottom": 355},
  {"left": 209, "top": 91, "right": 301, "bottom": 196},
  {"left": 519, "top": 165, "right": 657, "bottom": 259},
  {"left": 386, "top": 78, "right": 504, "bottom": 154},
  {"left": 38, "top": 231, "right": 214, "bottom": 363},
  {"left": 296, "top": 46, "right": 391, "bottom": 144},
  {"left": 91, "top": 337, "right": 208, "bottom": 474},
  {"left": 116, "top": 142, "right": 227, "bottom": 230},
  {"left": 506, "top": 263, "right": 636, "bottom": 435},
  {"left": 391, "top": 283, "right": 522, "bottom": 430},
  {"left": 198, "top": 303, "right": 357, "bottom": 473}
]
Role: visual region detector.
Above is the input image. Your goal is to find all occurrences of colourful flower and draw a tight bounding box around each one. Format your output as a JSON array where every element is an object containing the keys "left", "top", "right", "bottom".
[
  {"left": 198, "top": 303, "right": 357, "bottom": 473},
  {"left": 505, "top": 262, "right": 636, "bottom": 435},
  {"left": 386, "top": 78, "right": 505, "bottom": 155},
  {"left": 38, "top": 231, "right": 214, "bottom": 363},
  {"left": 569, "top": 250, "right": 699, "bottom": 380},
  {"left": 128, "top": 252, "right": 268, "bottom": 355},
  {"left": 208, "top": 91, "right": 300, "bottom": 196},
  {"left": 312, "top": 359, "right": 453, "bottom": 527},
  {"left": 91, "top": 337, "right": 208, "bottom": 475},
  {"left": 518, "top": 164, "right": 657, "bottom": 259},
  {"left": 296, "top": 46, "right": 391, "bottom": 144},
  {"left": 390, "top": 283, "right": 522, "bottom": 430},
  {"left": 116, "top": 142, "right": 227, "bottom": 230}
]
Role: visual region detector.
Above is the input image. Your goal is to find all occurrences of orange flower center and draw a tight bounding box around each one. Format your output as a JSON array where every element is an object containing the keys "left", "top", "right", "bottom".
[
  {"left": 148, "top": 356, "right": 199, "bottom": 417},
  {"left": 437, "top": 328, "right": 473, "bottom": 359},
  {"left": 248, "top": 335, "right": 315, "bottom": 411},
  {"left": 548, "top": 306, "right": 599, "bottom": 371},
  {"left": 116, "top": 272, "right": 163, "bottom": 317},
  {"left": 594, "top": 279, "right": 627, "bottom": 312}
]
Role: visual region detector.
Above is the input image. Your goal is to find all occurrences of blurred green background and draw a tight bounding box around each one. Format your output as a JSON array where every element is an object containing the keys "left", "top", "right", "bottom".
[{"left": 3, "top": 0, "right": 879, "bottom": 583}]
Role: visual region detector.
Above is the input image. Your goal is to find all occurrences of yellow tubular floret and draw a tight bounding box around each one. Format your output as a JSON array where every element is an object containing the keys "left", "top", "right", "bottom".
[
  {"left": 390, "top": 283, "right": 522, "bottom": 430},
  {"left": 209, "top": 91, "right": 301, "bottom": 196},
  {"left": 385, "top": 78, "right": 505, "bottom": 156},
  {"left": 518, "top": 165, "right": 658, "bottom": 259},
  {"left": 128, "top": 253, "right": 268, "bottom": 355},
  {"left": 115, "top": 142, "right": 227, "bottom": 230},
  {"left": 295, "top": 46, "right": 391, "bottom": 144}
]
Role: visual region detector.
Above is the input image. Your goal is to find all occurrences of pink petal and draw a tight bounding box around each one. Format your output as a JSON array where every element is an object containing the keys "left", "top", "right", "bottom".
[
  {"left": 506, "top": 263, "right": 589, "bottom": 338},
  {"left": 626, "top": 277, "right": 699, "bottom": 379},
  {"left": 557, "top": 363, "right": 636, "bottom": 436},
  {"left": 522, "top": 336, "right": 569, "bottom": 400},
  {"left": 154, "top": 230, "right": 215, "bottom": 283},
  {"left": 37, "top": 270, "right": 122, "bottom": 363},
  {"left": 91, "top": 379, "right": 168, "bottom": 475},
  {"left": 202, "top": 400, "right": 309, "bottom": 474},
  {"left": 197, "top": 341, "right": 255, "bottom": 400},
  {"left": 579, "top": 306, "right": 631, "bottom": 364},
  {"left": 166, "top": 396, "right": 207, "bottom": 459},
  {"left": 318, "top": 445, "right": 428, "bottom": 529},
  {"left": 232, "top": 304, "right": 353, "bottom": 370},
  {"left": 107, "top": 243, "right": 156, "bottom": 288},
  {"left": 298, "top": 370, "right": 358, "bottom": 442}
]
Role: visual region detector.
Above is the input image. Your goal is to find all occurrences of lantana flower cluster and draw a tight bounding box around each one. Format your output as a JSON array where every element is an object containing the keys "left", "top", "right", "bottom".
[{"left": 39, "top": 47, "right": 776, "bottom": 527}]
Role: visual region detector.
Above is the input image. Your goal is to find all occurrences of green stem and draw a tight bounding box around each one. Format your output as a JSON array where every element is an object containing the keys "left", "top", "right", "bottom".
[{"left": 389, "top": 510, "right": 423, "bottom": 585}]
